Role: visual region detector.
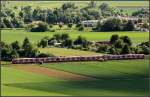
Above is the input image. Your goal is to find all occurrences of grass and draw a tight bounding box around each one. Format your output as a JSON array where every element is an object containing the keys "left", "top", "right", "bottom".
[
  {"left": 1, "top": 59, "right": 149, "bottom": 96},
  {"left": 41, "top": 59, "right": 149, "bottom": 79},
  {"left": 1, "top": 29, "right": 148, "bottom": 44},
  {"left": 39, "top": 47, "right": 100, "bottom": 56},
  {"left": 5, "top": 1, "right": 148, "bottom": 9}
]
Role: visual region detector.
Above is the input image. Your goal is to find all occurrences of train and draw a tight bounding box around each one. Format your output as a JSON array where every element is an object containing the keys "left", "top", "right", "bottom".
[{"left": 11, "top": 54, "right": 145, "bottom": 64}]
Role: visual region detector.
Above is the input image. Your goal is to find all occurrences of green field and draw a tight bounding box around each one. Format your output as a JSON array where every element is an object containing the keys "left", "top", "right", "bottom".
[
  {"left": 1, "top": 59, "right": 149, "bottom": 96},
  {"left": 5, "top": 1, "right": 148, "bottom": 9},
  {"left": 39, "top": 47, "right": 100, "bottom": 56},
  {"left": 2, "top": 29, "right": 148, "bottom": 44}
]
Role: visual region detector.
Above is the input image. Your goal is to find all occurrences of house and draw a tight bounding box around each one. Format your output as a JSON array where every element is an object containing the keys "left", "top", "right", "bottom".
[{"left": 82, "top": 20, "right": 99, "bottom": 27}]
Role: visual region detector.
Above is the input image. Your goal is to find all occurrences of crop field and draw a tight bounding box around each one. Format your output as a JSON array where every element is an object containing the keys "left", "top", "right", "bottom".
[
  {"left": 5, "top": 1, "right": 149, "bottom": 9},
  {"left": 39, "top": 47, "right": 100, "bottom": 56},
  {"left": 1, "top": 29, "right": 148, "bottom": 44},
  {"left": 1, "top": 59, "right": 149, "bottom": 96}
]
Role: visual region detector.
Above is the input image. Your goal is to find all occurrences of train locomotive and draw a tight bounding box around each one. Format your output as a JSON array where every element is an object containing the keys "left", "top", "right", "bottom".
[{"left": 12, "top": 54, "right": 145, "bottom": 64}]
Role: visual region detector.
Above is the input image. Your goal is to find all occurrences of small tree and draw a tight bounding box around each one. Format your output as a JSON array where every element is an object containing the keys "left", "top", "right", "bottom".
[
  {"left": 110, "top": 34, "right": 119, "bottom": 44},
  {"left": 11, "top": 50, "right": 19, "bottom": 59},
  {"left": 61, "top": 33, "right": 69, "bottom": 41},
  {"left": 59, "top": 23, "right": 63, "bottom": 29},
  {"left": 114, "top": 39, "right": 124, "bottom": 49},
  {"left": 11, "top": 41, "right": 20, "bottom": 50},
  {"left": 96, "top": 45, "right": 108, "bottom": 53},
  {"left": 22, "top": 37, "right": 31, "bottom": 50},
  {"left": 120, "top": 36, "right": 132, "bottom": 46},
  {"left": 68, "top": 23, "right": 73, "bottom": 30},
  {"left": 38, "top": 39, "right": 48, "bottom": 48}
]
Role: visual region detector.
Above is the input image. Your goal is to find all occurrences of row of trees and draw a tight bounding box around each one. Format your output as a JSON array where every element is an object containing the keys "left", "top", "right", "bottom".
[
  {"left": 1, "top": 38, "right": 54, "bottom": 61},
  {"left": 37, "top": 33, "right": 149, "bottom": 55},
  {"left": 96, "top": 34, "right": 149, "bottom": 55}
]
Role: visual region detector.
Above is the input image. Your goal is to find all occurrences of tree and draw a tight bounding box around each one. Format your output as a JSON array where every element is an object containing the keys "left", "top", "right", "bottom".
[
  {"left": 22, "top": 37, "right": 31, "bottom": 50},
  {"left": 11, "top": 50, "right": 19, "bottom": 59},
  {"left": 38, "top": 38, "right": 48, "bottom": 48},
  {"left": 61, "top": 33, "right": 69, "bottom": 41},
  {"left": 120, "top": 36, "right": 132, "bottom": 46},
  {"left": 88, "top": 1, "right": 96, "bottom": 8},
  {"left": 121, "top": 44, "right": 130, "bottom": 54},
  {"left": 27, "top": 21, "right": 49, "bottom": 32},
  {"left": 99, "top": 3, "right": 109, "bottom": 11},
  {"left": 68, "top": 23, "right": 72, "bottom": 29},
  {"left": 114, "top": 39, "right": 124, "bottom": 48},
  {"left": 11, "top": 41, "right": 20, "bottom": 50},
  {"left": 96, "top": 45, "right": 108, "bottom": 53},
  {"left": 110, "top": 34, "right": 119, "bottom": 44},
  {"left": 59, "top": 23, "right": 63, "bottom": 29},
  {"left": 124, "top": 20, "right": 135, "bottom": 31},
  {"left": 62, "top": 39, "right": 73, "bottom": 48},
  {"left": 100, "top": 18, "right": 122, "bottom": 31}
]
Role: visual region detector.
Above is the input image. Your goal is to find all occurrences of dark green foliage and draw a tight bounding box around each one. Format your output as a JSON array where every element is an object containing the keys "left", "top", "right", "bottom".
[
  {"left": 38, "top": 39, "right": 48, "bottom": 48},
  {"left": 96, "top": 45, "right": 108, "bottom": 53},
  {"left": 114, "top": 39, "right": 124, "bottom": 49},
  {"left": 100, "top": 18, "right": 122, "bottom": 31},
  {"left": 120, "top": 36, "right": 132, "bottom": 46},
  {"left": 10, "top": 41, "right": 20, "bottom": 50},
  {"left": 124, "top": 20, "right": 135, "bottom": 31},
  {"left": 110, "top": 34, "right": 119, "bottom": 44},
  {"left": 68, "top": 23, "right": 73, "bottom": 29},
  {"left": 121, "top": 44, "right": 131, "bottom": 54},
  {"left": 22, "top": 37, "right": 31, "bottom": 50}
]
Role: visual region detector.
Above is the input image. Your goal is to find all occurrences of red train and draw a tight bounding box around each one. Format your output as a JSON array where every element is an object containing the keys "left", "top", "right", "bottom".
[{"left": 11, "top": 54, "right": 145, "bottom": 64}]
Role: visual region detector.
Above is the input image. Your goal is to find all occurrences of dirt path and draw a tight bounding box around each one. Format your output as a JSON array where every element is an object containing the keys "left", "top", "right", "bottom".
[{"left": 11, "top": 65, "right": 96, "bottom": 81}]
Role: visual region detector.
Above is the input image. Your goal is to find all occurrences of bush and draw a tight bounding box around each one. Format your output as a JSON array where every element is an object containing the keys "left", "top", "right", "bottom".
[
  {"left": 27, "top": 21, "right": 49, "bottom": 32},
  {"left": 38, "top": 38, "right": 48, "bottom": 48},
  {"left": 96, "top": 45, "right": 108, "bottom": 53},
  {"left": 110, "top": 34, "right": 119, "bottom": 44},
  {"left": 98, "top": 18, "right": 122, "bottom": 31},
  {"left": 78, "top": 26, "right": 84, "bottom": 31},
  {"left": 121, "top": 44, "right": 131, "bottom": 54},
  {"left": 10, "top": 41, "right": 20, "bottom": 50},
  {"left": 120, "top": 36, "right": 132, "bottom": 46}
]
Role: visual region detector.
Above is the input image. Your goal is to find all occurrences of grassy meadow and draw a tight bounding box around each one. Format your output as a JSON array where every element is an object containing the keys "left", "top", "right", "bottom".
[
  {"left": 1, "top": 29, "right": 148, "bottom": 44},
  {"left": 39, "top": 47, "right": 101, "bottom": 56},
  {"left": 5, "top": 1, "right": 148, "bottom": 9}
]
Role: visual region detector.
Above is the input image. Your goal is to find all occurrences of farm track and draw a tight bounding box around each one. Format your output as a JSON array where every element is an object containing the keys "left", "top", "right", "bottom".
[{"left": 11, "top": 65, "right": 97, "bottom": 81}]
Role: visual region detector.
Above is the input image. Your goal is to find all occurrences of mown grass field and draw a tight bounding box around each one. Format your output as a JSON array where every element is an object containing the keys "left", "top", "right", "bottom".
[
  {"left": 1, "top": 59, "right": 149, "bottom": 96},
  {"left": 2, "top": 29, "right": 148, "bottom": 44},
  {"left": 39, "top": 47, "right": 101, "bottom": 56},
  {"left": 5, "top": 1, "right": 149, "bottom": 9}
]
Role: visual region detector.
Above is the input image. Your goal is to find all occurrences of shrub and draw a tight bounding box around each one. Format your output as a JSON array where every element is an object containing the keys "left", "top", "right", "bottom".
[
  {"left": 120, "top": 36, "right": 132, "bottom": 46},
  {"left": 121, "top": 44, "right": 131, "bottom": 54},
  {"left": 99, "top": 18, "right": 122, "bottom": 31},
  {"left": 10, "top": 41, "right": 20, "bottom": 50},
  {"left": 110, "top": 34, "right": 119, "bottom": 44},
  {"left": 96, "top": 44, "right": 108, "bottom": 53}
]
